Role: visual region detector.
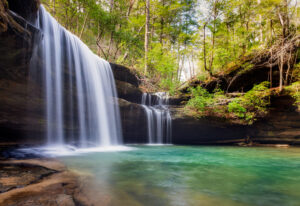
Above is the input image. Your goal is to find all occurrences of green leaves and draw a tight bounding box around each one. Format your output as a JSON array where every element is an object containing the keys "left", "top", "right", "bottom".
[
  {"left": 42, "top": 0, "right": 298, "bottom": 96},
  {"left": 186, "top": 82, "right": 271, "bottom": 124},
  {"left": 285, "top": 82, "right": 300, "bottom": 110},
  {"left": 187, "top": 86, "right": 216, "bottom": 112},
  {"left": 227, "top": 82, "right": 271, "bottom": 124}
]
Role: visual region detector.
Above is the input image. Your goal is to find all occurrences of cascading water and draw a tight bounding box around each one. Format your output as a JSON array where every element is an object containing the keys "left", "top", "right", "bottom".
[
  {"left": 141, "top": 93, "right": 172, "bottom": 144},
  {"left": 30, "top": 6, "right": 123, "bottom": 148}
]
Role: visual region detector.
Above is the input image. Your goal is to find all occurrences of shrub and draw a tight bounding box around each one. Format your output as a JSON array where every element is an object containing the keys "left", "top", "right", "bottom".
[
  {"left": 286, "top": 81, "right": 300, "bottom": 110},
  {"left": 186, "top": 86, "right": 213, "bottom": 112},
  {"left": 228, "top": 100, "right": 247, "bottom": 118},
  {"left": 186, "top": 82, "right": 271, "bottom": 124},
  {"left": 227, "top": 81, "right": 271, "bottom": 123}
]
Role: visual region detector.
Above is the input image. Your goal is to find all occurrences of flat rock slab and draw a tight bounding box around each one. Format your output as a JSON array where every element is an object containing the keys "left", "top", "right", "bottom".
[{"left": 0, "top": 159, "right": 78, "bottom": 206}]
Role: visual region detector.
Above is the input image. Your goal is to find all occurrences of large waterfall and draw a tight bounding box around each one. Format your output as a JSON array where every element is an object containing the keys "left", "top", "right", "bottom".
[
  {"left": 30, "top": 6, "right": 123, "bottom": 148},
  {"left": 141, "top": 93, "right": 172, "bottom": 144}
]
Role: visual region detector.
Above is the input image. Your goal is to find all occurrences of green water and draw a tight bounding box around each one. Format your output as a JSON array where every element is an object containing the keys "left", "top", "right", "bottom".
[{"left": 61, "top": 146, "right": 300, "bottom": 206}]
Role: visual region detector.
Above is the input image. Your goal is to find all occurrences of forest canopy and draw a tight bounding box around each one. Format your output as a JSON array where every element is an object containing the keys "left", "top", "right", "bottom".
[{"left": 40, "top": 0, "right": 299, "bottom": 93}]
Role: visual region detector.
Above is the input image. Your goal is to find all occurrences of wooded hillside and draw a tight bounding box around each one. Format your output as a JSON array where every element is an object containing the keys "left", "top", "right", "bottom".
[{"left": 30, "top": 0, "right": 299, "bottom": 93}]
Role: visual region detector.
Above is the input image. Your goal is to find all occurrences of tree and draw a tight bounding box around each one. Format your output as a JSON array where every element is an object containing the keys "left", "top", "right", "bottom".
[
  {"left": 145, "top": 0, "right": 150, "bottom": 74},
  {"left": 40, "top": 0, "right": 299, "bottom": 93}
]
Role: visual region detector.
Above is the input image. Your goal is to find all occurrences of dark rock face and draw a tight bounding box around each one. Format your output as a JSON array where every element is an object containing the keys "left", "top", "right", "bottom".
[
  {"left": 111, "top": 64, "right": 145, "bottom": 139},
  {"left": 169, "top": 96, "right": 300, "bottom": 145},
  {"left": 110, "top": 63, "right": 140, "bottom": 87},
  {"left": 7, "top": 0, "right": 40, "bottom": 20},
  {"left": 0, "top": 8, "right": 44, "bottom": 144},
  {"left": 118, "top": 99, "right": 148, "bottom": 144},
  {"left": 115, "top": 80, "right": 143, "bottom": 104},
  {"left": 170, "top": 107, "right": 248, "bottom": 145},
  {"left": 249, "top": 96, "right": 300, "bottom": 145},
  {"left": 0, "top": 12, "right": 40, "bottom": 78},
  {"left": 110, "top": 63, "right": 143, "bottom": 104}
]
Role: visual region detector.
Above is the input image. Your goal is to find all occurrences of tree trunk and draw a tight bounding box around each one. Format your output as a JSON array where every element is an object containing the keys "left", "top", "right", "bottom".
[
  {"left": 203, "top": 23, "right": 209, "bottom": 75},
  {"left": 177, "top": 42, "right": 180, "bottom": 80},
  {"left": 209, "top": 3, "right": 217, "bottom": 74},
  {"left": 110, "top": 0, "right": 114, "bottom": 12},
  {"left": 79, "top": 12, "right": 88, "bottom": 39},
  {"left": 279, "top": 53, "right": 284, "bottom": 91},
  {"left": 160, "top": 0, "right": 165, "bottom": 45},
  {"left": 270, "top": 19, "right": 273, "bottom": 42},
  {"left": 144, "top": 0, "right": 150, "bottom": 74},
  {"left": 258, "top": 0, "right": 263, "bottom": 42},
  {"left": 270, "top": 49, "right": 273, "bottom": 88},
  {"left": 126, "top": 0, "right": 135, "bottom": 19},
  {"left": 278, "top": 0, "right": 290, "bottom": 39},
  {"left": 52, "top": 0, "right": 55, "bottom": 15}
]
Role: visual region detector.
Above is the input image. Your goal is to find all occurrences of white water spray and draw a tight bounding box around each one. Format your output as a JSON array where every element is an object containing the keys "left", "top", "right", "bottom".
[{"left": 30, "top": 6, "right": 123, "bottom": 148}]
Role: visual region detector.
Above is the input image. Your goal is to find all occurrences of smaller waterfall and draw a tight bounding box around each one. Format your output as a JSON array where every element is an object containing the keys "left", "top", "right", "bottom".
[{"left": 141, "top": 93, "right": 172, "bottom": 144}]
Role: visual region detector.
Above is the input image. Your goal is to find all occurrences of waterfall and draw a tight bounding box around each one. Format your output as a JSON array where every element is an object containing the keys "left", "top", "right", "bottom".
[
  {"left": 30, "top": 6, "right": 123, "bottom": 148},
  {"left": 141, "top": 93, "right": 172, "bottom": 144}
]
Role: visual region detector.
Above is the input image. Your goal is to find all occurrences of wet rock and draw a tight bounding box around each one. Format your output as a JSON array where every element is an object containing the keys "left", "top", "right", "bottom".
[
  {"left": 115, "top": 80, "right": 143, "bottom": 104},
  {"left": 110, "top": 63, "right": 140, "bottom": 87},
  {"left": 0, "top": 6, "right": 44, "bottom": 145},
  {"left": 119, "top": 98, "right": 148, "bottom": 143}
]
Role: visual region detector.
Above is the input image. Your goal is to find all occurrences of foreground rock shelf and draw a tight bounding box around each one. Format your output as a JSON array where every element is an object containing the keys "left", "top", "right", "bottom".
[
  {"left": 0, "top": 158, "right": 79, "bottom": 206},
  {"left": 0, "top": 149, "right": 119, "bottom": 206}
]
